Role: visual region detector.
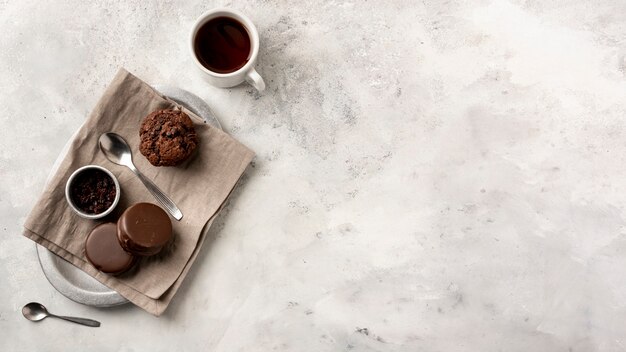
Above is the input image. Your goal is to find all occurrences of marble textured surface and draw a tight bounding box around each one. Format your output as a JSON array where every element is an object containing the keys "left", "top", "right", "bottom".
[{"left": 2, "top": 0, "right": 626, "bottom": 350}]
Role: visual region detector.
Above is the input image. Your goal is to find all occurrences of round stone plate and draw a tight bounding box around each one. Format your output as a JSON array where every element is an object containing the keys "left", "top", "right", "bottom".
[{"left": 37, "top": 85, "right": 221, "bottom": 307}]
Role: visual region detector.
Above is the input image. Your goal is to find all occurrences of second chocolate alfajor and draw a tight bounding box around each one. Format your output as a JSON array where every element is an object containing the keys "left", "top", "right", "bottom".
[{"left": 117, "top": 202, "right": 173, "bottom": 256}]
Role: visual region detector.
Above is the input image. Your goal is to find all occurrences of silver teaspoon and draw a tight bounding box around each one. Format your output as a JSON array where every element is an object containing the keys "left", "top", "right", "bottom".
[
  {"left": 98, "top": 132, "right": 183, "bottom": 221},
  {"left": 22, "top": 302, "right": 100, "bottom": 327}
]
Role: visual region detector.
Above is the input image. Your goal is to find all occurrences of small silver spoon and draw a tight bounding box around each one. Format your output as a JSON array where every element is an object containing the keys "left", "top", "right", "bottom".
[
  {"left": 98, "top": 132, "right": 183, "bottom": 220},
  {"left": 22, "top": 302, "right": 100, "bottom": 327}
]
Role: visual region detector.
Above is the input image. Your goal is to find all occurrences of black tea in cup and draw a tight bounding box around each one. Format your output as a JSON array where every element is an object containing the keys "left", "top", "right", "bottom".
[{"left": 193, "top": 16, "right": 251, "bottom": 74}]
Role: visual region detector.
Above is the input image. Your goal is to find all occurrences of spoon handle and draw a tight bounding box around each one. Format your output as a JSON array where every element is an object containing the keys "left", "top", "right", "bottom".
[
  {"left": 52, "top": 314, "right": 101, "bottom": 327},
  {"left": 130, "top": 166, "right": 183, "bottom": 221}
]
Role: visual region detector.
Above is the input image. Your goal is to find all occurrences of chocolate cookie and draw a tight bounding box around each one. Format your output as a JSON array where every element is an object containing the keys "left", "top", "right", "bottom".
[
  {"left": 139, "top": 109, "right": 198, "bottom": 166},
  {"left": 117, "top": 203, "right": 172, "bottom": 256},
  {"left": 85, "top": 222, "right": 137, "bottom": 275}
]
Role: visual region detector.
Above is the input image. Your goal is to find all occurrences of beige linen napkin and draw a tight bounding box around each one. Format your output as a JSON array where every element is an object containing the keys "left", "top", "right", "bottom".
[{"left": 23, "top": 68, "right": 254, "bottom": 315}]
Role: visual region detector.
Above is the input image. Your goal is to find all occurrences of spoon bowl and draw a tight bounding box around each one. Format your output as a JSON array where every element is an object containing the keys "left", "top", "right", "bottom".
[
  {"left": 22, "top": 302, "right": 49, "bottom": 322},
  {"left": 98, "top": 133, "right": 133, "bottom": 167}
]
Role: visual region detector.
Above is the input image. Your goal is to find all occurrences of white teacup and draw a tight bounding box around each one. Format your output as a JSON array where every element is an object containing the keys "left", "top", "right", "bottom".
[{"left": 190, "top": 8, "right": 265, "bottom": 92}]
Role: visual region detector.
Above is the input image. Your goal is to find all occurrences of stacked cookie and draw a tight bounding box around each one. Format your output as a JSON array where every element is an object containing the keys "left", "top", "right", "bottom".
[{"left": 85, "top": 203, "right": 172, "bottom": 275}]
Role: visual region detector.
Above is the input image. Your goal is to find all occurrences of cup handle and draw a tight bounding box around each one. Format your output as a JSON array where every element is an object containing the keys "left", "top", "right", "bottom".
[{"left": 245, "top": 68, "right": 266, "bottom": 92}]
